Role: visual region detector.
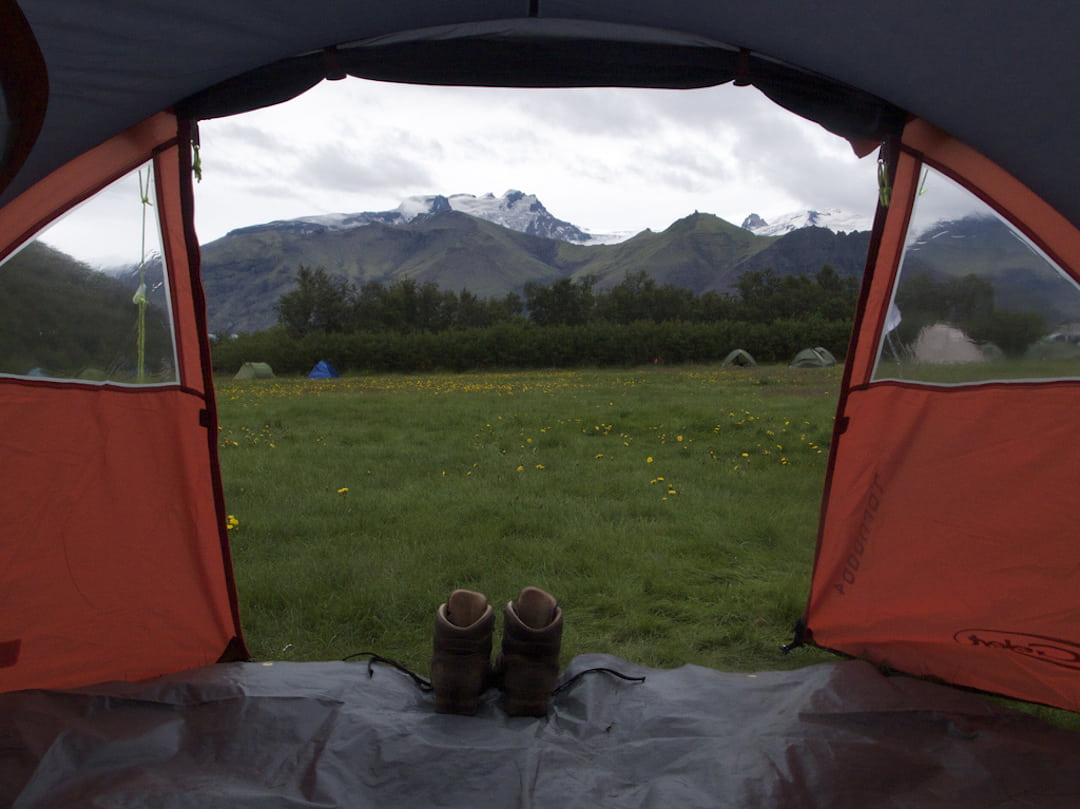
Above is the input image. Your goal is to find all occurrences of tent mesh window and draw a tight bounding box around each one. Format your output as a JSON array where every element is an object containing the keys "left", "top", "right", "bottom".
[
  {"left": 0, "top": 164, "right": 179, "bottom": 385},
  {"left": 873, "top": 166, "right": 1080, "bottom": 385}
]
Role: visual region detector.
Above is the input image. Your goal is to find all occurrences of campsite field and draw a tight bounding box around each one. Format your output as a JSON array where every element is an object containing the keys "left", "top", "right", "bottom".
[{"left": 216, "top": 363, "right": 842, "bottom": 676}]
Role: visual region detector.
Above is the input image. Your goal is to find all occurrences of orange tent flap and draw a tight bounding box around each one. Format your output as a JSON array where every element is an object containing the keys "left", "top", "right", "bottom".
[
  {"left": 0, "top": 383, "right": 239, "bottom": 691},
  {"left": 808, "top": 382, "right": 1080, "bottom": 710}
]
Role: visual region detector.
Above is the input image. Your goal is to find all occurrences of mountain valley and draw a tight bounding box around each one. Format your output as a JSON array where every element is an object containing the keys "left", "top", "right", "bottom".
[{"left": 199, "top": 191, "right": 872, "bottom": 334}]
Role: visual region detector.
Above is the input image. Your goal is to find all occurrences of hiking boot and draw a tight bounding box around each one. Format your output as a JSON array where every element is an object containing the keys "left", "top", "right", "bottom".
[
  {"left": 496, "top": 586, "right": 563, "bottom": 717},
  {"left": 431, "top": 589, "right": 495, "bottom": 715}
]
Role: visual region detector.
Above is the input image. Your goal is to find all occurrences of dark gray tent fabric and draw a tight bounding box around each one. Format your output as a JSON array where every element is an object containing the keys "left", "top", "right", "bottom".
[
  {"left": 4, "top": 654, "right": 1080, "bottom": 808},
  {"left": 3, "top": 2, "right": 1080, "bottom": 229},
  {"left": 176, "top": 20, "right": 906, "bottom": 147}
]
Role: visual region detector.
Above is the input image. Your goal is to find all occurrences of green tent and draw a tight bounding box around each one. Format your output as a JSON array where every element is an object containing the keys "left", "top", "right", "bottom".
[
  {"left": 721, "top": 349, "right": 756, "bottom": 367},
  {"left": 234, "top": 362, "right": 275, "bottom": 380},
  {"left": 790, "top": 347, "right": 837, "bottom": 368}
]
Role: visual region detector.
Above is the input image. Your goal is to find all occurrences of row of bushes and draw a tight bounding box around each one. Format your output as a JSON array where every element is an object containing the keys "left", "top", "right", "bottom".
[{"left": 211, "top": 317, "right": 851, "bottom": 375}]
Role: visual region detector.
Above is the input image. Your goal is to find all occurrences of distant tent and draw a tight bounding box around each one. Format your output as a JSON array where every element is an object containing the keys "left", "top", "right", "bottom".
[
  {"left": 1025, "top": 337, "right": 1080, "bottom": 361},
  {"left": 910, "top": 323, "right": 985, "bottom": 364},
  {"left": 308, "top": 360, "right": 339, "bottom": 379},
  {"left": 790, "top": 347, "right": 837, "bottom": 367},
  {"left": 721, "top": 349, "right": 756, "bottom": 367},
  {"left": 234, "top": 362, "right": 274, "bottom": 380}
]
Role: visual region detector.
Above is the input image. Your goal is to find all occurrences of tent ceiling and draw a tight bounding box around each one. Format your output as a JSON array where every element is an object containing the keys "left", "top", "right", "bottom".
[
  {"left": 176, "top": 20, "right": 907, "bottom": 149},
  {"left": 3, "top": 1, "right": 1079, "bottom": 229}
]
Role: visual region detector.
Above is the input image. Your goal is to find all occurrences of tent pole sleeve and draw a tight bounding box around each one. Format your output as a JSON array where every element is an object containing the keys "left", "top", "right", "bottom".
[
  {"left": 799, "top": 134, "right": 914, "bottom": 635},
  {"left": 176, "top": 115, "right": 249, "bottom": 659}
]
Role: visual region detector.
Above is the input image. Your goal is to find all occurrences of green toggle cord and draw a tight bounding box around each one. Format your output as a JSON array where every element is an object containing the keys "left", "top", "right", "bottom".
[{"left": 133, "top": 169, "right": 154, "bottom": 383}]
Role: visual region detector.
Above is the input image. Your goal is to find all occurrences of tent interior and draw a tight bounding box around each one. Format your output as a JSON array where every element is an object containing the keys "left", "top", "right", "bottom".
[{"left": 3, "top": 2, "right": 1080, "bottom": 805}]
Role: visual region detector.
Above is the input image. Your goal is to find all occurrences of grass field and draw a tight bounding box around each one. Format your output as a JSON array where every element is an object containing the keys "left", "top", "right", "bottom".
[{"left": 216, "top": 363, "right": 842, "bottom": 675}]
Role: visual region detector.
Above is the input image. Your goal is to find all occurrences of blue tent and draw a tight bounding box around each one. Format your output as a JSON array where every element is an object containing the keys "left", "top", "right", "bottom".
[{"left": 307, "top": 360, "right": 339, "bottom": 379}]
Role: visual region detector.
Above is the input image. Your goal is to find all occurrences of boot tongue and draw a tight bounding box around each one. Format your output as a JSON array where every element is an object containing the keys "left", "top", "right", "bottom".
[
  {"left": 446, "top": 589, "right": 487, "bottom": 627},
  {"left": 514, "top": 586, "right": 557, "bottom": 628}
]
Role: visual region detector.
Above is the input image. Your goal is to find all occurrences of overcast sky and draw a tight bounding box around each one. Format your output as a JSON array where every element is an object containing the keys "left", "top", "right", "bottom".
[{"left": 43, "top": 77, "right": 881, "bottom": 268}]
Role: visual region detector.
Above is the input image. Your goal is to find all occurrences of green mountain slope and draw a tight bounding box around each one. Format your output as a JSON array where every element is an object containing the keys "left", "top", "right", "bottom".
[
  {"left": 901, "top": 216, "right": 1080, "bottom": 323},
  {"left": 0, "top": 241, "right": 174, "bottom": 379},
  {"left": 566, "top": 213, "right": 776, "bottom": 291}
]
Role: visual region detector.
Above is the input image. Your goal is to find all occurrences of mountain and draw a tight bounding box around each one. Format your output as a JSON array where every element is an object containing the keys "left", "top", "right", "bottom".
[
  {"left": 741, "top": 208, "right": 872, "bottom": 236},
  {"left": 899, "top": 214, "right": 1080, "bottom": 324},
  {"left": 201, "top": 202, "right": 872, "bottom": 334},
  {"left": 229, "top": 190, "right": 612, "bottom": 245},
  {"left": 0, "top": 242, "right": 174, "bottom": 378},
  {"left": 563, "top": 213, "right": 775, "bottom": 293},
  {"left": 202, "top": 211, "right": 581, "bottom": 333}
]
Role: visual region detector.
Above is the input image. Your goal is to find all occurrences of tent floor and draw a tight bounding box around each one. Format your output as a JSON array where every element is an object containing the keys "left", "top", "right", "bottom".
[{"left": 3, "top": 654, "right": 1079, "bottom": 808}]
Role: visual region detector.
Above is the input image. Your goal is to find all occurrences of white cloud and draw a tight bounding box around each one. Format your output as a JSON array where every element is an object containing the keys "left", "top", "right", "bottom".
[{"left": 41, "top": 76, "right": 882, "bottom": 263}]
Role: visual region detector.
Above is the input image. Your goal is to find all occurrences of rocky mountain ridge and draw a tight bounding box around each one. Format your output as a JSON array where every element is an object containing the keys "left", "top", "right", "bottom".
[
  {"left": 230, "top": 189, "right": 868, "bottom": 247},
  {"left": 740, "top": 208, "right": 872, "bottom": 236},
  {"left": 228, "top": 190, "right": 618, "bottom": 245}
]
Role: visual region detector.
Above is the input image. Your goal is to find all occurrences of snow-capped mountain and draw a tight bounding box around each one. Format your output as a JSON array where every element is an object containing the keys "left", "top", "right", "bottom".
[
  {"left": 229, "top": 190, "right": 631, "bottom": 245},
  {"left": 225, "top": 194, "right": 872, "bottom": 249},
  {"left": 741, "top": 209, "right": 871, "bottom": 236}
]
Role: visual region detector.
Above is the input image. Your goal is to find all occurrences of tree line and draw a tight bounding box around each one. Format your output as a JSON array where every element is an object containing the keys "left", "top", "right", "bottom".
[
  {"left": 211, "top": 264, "right": 858, "bottom": 374},
  {"left": 892, "top": 272, "right": 1045, "bottom": 357},
  {"left": 276, "top": 264, "right": 858, "bottom": 336}
]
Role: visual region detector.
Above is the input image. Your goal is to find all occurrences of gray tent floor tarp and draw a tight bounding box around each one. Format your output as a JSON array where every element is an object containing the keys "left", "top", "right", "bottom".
[{"left": 4, "top": 654, "right": 1080, "bottom": 808}]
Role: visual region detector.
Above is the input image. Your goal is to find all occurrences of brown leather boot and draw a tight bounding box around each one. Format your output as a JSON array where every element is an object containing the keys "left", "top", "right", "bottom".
[
  {"left": 496, "top": 586, "right": 563, "bottom": 717},
  {"left": 430, "top": 589, "right": 495, "bottom": 715}
]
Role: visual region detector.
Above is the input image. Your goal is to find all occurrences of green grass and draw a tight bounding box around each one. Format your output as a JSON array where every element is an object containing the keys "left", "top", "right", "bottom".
[{"left": 217, "top": 364, "right": 840, "bottom": 674}]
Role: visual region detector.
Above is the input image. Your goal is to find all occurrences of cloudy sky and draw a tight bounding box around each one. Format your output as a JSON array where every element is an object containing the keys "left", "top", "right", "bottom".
[{"left": 44, "top": 77, "right": 881, "bottom": 267}]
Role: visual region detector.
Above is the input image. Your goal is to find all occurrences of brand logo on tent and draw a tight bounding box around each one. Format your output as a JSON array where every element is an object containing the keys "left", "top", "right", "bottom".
[{"left": 954, "top": 630, "right": 1080, "bottom": 671}]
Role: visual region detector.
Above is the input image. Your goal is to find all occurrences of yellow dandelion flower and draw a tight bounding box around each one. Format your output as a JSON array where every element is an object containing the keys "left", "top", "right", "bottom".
[
  {"left": 595, "top": 453, "right": 605, "bottom": 459},
  {"left": 516, "top": 465, "right": 524, "bottom": 472},
  {"left": 646, "top": 456, "right": 654, "bottom": 463},
  {"left": 337, "top": 487, "right": 348, "bottom": 494},
  {"left": 535, "top": 464, "right": 545, "bottom": 470}
]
